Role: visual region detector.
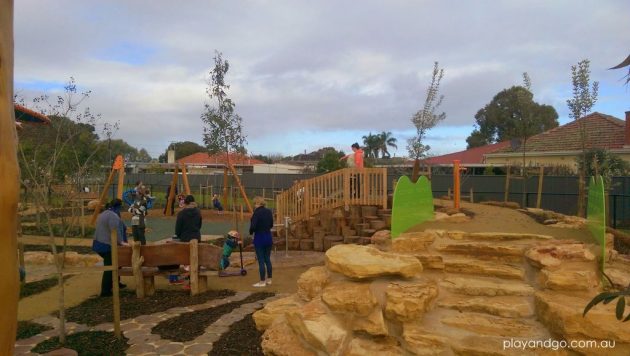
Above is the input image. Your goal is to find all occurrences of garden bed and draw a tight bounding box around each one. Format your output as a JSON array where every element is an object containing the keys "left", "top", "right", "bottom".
[
  {"left": 20, "top": 276, "right": 71, "bottom": 299},
  {"left": 209, "top": 313, "right": 264, "bottom": 356},
  {"left": 32, "top": 331, "right": 128, "bottom": 356},
  {"left": 16, "top": 321, "right": 52, "bottom": 340},
  {"left": 152, "top": 292, "right": 274, "bottom": 342},
  {"left": 64, "top": 289, "right": 235, "bottom": 326}
]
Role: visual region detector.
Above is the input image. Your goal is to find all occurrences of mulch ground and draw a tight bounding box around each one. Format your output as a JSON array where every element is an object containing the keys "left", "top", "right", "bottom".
[
  {"left": 32, "top": 331, "right": 128, "bottom": 356},
  {"left": 20, "top": 276, "right": 71, "bottom": 299},
  {"left": 208, "top": 313, "right": 264, "bottom": 356},
  {"left": 16, "top": 321, "right": 53, "bottom": 340},
  {"left": 152, "top": 292, "right": 275, "bottom": 343},
  {"left": 64, "top": 289, "right": 235, "bottom": 326}
]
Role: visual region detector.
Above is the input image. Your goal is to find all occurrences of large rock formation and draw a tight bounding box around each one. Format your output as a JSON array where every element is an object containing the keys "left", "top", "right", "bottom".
[{"left": 254, "top": 230, "right": 630, "bottom": 355}]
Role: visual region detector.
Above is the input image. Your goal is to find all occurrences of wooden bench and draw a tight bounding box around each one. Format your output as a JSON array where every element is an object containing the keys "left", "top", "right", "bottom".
[{"left": 118, "top": 240, "right": 222, "bottom": 298}]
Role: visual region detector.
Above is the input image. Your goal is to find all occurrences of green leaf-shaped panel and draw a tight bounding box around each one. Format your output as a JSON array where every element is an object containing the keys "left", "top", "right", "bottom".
[{"left": 391, "top": 176, "right": 434, "bottom": 238}]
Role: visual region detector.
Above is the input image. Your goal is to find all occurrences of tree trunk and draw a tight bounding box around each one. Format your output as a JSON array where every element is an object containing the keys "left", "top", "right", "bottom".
[
  {"left": 577, "top": 171, "right": 586, "bottom": 217},
  {"left": 411, "top": 159, "right": 420, "bottom": 183},
  {"left": 46, "top": 211, "right": 66, "bottom": 344},
  {"left": 0, "top": 2, "right": 19, "bottom": 353}
]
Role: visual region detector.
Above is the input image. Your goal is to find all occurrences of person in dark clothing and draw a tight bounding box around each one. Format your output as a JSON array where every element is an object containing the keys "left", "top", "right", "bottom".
[
  {"left": 129, "top": 187, "right": 149, "bottom": 245},
  {"left": 92, "top": 199, "right": 128, "bottom": 297},
  {"left": 175, "top": 195, "right": 202, "bottom": 242},
  {"left": 164, "top": 185, "right": 178, "bottom": 215},
  {"left": 249, "top": 196, "right": 274, "bottom": 287}
]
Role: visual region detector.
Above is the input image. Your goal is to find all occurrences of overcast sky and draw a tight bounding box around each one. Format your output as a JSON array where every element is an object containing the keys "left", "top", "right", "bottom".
[{"left": 13, "top": 0, "right": 630, "bottom": 159}]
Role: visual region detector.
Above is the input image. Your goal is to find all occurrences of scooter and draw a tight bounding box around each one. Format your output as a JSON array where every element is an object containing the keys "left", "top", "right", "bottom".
[{"left": 219, "top": 243, "right": 247, "bottom": 277}]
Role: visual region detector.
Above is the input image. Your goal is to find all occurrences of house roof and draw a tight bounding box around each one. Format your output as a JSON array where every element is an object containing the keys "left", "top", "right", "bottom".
[
  {"left": 492, "top": 112, "right": 626, "bottom": 154},
  {"left": 14, "top": 104, "right": 51, "bottom": 124},
  {"left": 177, "top": 152, "right": 265, "bottom": 166},
  {"left": 421, "top": 141, "right": 510, "bottom": 165}
]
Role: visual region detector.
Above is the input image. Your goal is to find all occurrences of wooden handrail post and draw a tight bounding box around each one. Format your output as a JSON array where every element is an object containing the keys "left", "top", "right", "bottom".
[
  {"left": 382, "top": 168, "right": 387, "bottom": 209},
  {"left": 536, "top": 166, "right": 544, "bottom": 209},
  {"left": 110, "top": 230, "right": 121, "bottom": 339},
  {"left": 131, "top": 242, "right": 144, "bottom": 298},
  {"left": 189, "top": 239, "right": 199, "bottom": 296}
]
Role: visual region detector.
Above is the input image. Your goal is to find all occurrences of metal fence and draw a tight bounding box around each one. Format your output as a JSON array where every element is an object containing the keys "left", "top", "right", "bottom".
[{"left": 38, "top": 172, "right": 629, "bottom": 228}]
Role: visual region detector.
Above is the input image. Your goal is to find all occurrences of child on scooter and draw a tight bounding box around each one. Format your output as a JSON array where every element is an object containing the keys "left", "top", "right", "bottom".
[{"left": 220, "top": 230, "right": 242, "bottom": 270}]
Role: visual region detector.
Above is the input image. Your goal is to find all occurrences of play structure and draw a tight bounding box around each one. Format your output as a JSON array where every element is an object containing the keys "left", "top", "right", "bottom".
[{"left": 90, "top": 155, "right": 125, "bottom": 225}]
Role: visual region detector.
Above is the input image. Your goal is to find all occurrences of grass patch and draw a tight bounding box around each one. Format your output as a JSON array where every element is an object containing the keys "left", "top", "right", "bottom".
[
  {"left": 32, "top": 331, "right": 128, "bottom": 356},
  {"left": 152, "top": 292, "right": 274, "bottom": 342},
  {"left": 65, "top": 289, "right": 235, "bottom": 326},
  {"left": 16, "top": 321, "right": 53, "bottom": 340},
  {"left": 20, "top": 276, "right": 71, "bottom": 299},
  {"left": 209, "top": 314, "right": 264, "bottom": 356}
]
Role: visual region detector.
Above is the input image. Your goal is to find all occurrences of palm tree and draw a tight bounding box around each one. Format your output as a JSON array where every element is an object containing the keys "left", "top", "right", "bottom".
[
  {"left": 362, "top": 133, "right": 380, "bottom": 158},
  {"left": 378, "top": 131, "right": 398, "bottom": 158}
]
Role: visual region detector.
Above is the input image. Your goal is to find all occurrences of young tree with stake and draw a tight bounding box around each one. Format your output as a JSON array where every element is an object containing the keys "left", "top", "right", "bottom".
[{"left": 407, "top": 62, "right": 446, "bottom": 182}]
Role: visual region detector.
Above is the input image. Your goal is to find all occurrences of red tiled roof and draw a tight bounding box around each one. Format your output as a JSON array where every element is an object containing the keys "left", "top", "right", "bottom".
[
  {"left": 420, "top": 141, "right": 511, "bottom": 165},
  {"left": 14, "top": 104, "right": 51, "bottom": 124},
  {"left": 493, "top": 112, "right": 626, "bottom": 153},
  {"left": 177, "top": 152, "right": 265, "bottom": 165}
]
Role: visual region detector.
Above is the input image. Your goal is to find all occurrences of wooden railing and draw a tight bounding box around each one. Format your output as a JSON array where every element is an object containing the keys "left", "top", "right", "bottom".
[{"left": 275, "top": 168, "right": 388, "bottom": 222}]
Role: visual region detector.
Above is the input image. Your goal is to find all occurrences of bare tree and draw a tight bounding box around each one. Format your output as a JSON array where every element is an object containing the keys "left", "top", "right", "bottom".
[
  {"left": 407, "top": 62, "right": 446, "bottom": 181},
  {"left": 567, "top": 59, "right": 599, "bottom": 217},
  {"left": 17, "top": 78, "right": 113, "bottom": 344}
]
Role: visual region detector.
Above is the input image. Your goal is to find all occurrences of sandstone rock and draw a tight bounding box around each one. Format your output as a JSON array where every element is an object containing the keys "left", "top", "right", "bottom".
[
  {"left": 371, "top": 230, "right": 391, "bottom": 251},
  {"left": 439, "top": 276, "right": 534, "bottom": 297},
  {"left": 345, "top": 337, "right": 404, "bottom": 356},
  {"left": 261, "top": 318, "right": 316, "bottom": 356},
  {"left": 442, "top": 213, "right": 471, "bottom": 223},
  {"left": 441, "top": 312, "right": 544, "bottom": 338},
  {"left": 325, "top": 244, "right": 422, "bottom": 279},
  {"left": 444, "top": 230, "right": 467, "bottom": 240},
  {"left": 87, "top": 199, "right": 101, "bottom": 210},
  {"left": 539, "top": 269, "right": 599, "bottom": 291},
  {"left": 535, "top": 291, "right": 630, "bottom": 344},
  {"left": 286, "top": 299, "right": 347, "bottom": 354},
  {"left": 296, "top": 266, "right": 330, "bottom": 301},
  {"left": 452, "top": 335, "right": 551, "bottom": 356},
  {"left": 526, "top": 208, "right": 545, "bottom": 216},
  {"left": 525, "top": 243, "right": 595, "bottom": 269},
  {"left": 253, "top": 295, "right": 304, "bottom": 331},
  {"left": 322, "top": 281, "right": 377, "bottom": 316},
  {"left": 467, "top": 232, "right": 553, "bottom": 241},
  {"left": 24, "top": 251, "right": 54, "bottom": 264},
  {"left": 606, "top": 267, "right": 630, "bottom": 290},
  {"left": 415, "top": 254, "right": 444, "bottom": 270},
  {"left": 434, "top": 212, "right": 450, "bottom": 221},
  {"left": 436, "top": 241, "right": 526, "bottom": 257},
  {"left": 402, "top": 323, "right": 450, "bottom": 355},
  {"left": 438, "top": 296, "right": 534, "bottom": 318},
  {"left": 353, "top": 308, "right": 388, "bottom": 336},
  {"left": 444, "top": 257, "right": 525, "bottom": 280},
  {"left": 392, "top": 231, "right": 437, "bottom": 253},
  {"left": 385, "top": 281, "right": 438, "bottom": 322}
]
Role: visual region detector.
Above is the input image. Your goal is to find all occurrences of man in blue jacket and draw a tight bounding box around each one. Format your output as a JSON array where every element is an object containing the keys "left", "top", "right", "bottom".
[{"left": 92, "top": 199, "right": 128, "bottom": 297}]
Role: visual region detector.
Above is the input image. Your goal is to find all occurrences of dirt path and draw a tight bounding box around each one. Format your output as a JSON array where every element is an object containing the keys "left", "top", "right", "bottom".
[{"left": 415, "top": 199, "right": 595, "bottom": 243}]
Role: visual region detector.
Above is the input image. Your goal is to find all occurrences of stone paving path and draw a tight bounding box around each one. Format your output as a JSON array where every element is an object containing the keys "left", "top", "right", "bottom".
[{"left": 15, "top": 292, "right": 285, "bottom": 356}]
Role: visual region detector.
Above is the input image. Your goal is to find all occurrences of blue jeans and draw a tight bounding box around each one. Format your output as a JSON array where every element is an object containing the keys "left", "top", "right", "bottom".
[{"left": 254, "top": 244, "right": 272, "bottom": 281}]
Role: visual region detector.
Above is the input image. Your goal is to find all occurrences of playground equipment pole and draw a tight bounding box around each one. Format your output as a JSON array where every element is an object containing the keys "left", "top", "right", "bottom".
[{"left": 453, "top": 160, "right": 461, "bottom": 210}]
